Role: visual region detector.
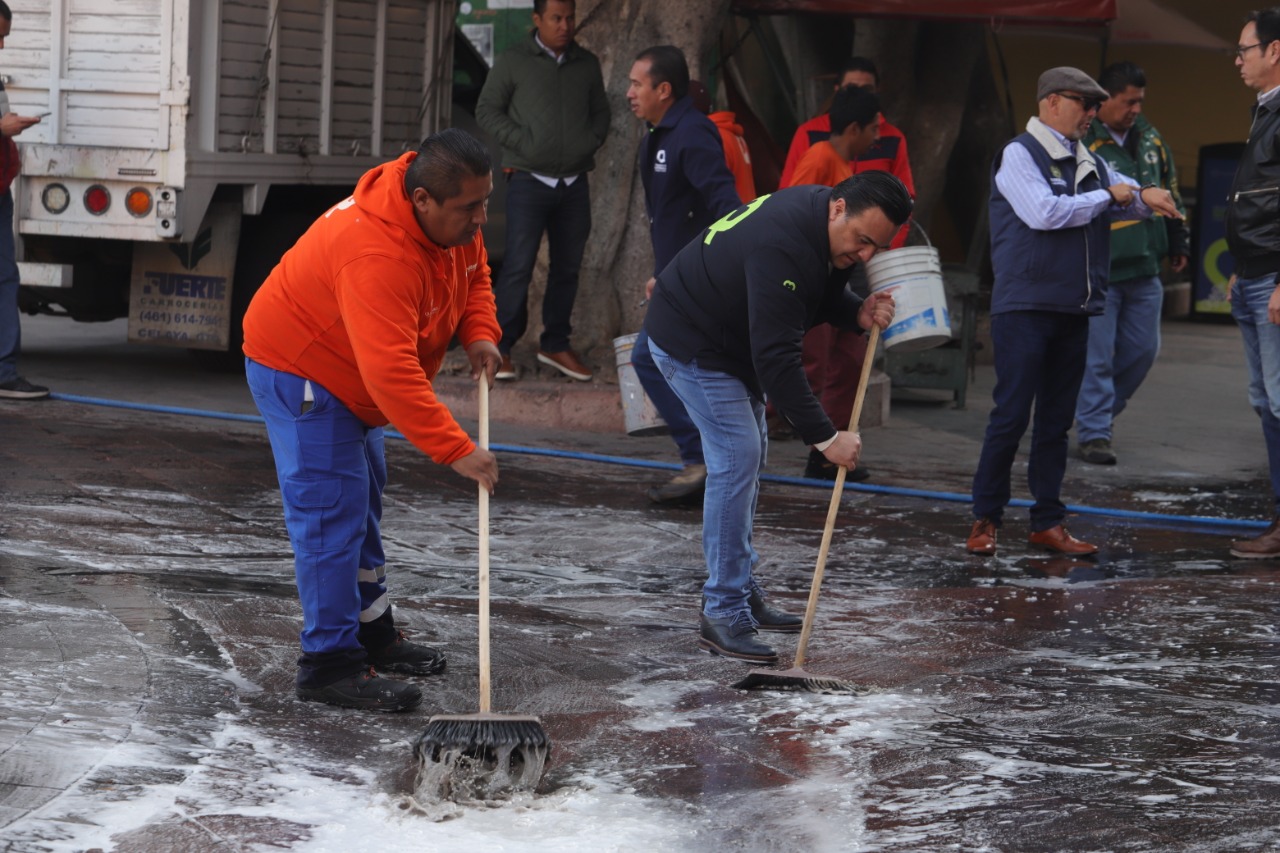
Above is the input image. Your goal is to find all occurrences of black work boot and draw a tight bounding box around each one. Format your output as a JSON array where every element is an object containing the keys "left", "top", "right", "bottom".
[
  {"left": 698, "top": 613, "right": 779, "bottom": 663},
  {"left": 747, "top": 587, "right": 803, "bottom": 633},
  {"left": 367, "top": 632, "right": 447, "bottom": 676},
  {"left": 296, "top": 668, "right": 423, "bottom": 712}
]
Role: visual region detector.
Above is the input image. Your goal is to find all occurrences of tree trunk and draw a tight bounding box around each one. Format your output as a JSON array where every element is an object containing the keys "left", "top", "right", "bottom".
[
  {"left": 519, "top": 0, "right": 732, "bottom": 374},
  {"left": 853, "top": 20, "right": 988, "bottom": 239}
]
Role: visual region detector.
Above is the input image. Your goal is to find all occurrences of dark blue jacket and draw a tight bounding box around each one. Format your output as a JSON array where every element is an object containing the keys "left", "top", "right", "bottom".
[
  {"left": 640, "top": 96, "right": 743, "bottom": 276},
  {"left": 989, "top": 131, "right": 1112, "bottom": 316},
  {"left": 645, "top": 186, "right": 863, "bottom": 445}
]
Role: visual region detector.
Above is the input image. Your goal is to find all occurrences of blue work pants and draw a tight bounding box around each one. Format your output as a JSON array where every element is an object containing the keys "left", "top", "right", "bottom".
[{"left": 246, "top": 359, "right": 396, "bottom": 687}]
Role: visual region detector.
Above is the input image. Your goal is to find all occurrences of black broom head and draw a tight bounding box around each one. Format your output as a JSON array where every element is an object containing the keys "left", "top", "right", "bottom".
[
  {"left": 733, "top": 666, "right": 867, "bottom": 695},
  {"left": 413, "top": 713, "right": 550, "bottom": 801}
]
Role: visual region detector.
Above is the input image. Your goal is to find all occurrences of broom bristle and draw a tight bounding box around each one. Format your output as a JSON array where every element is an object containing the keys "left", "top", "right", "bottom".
[
  {"left": 412, "top": 713, "right": 550, "bottom": 801},
  {"left": 416, "top": 714, "right": 549, "bottom": 753},
  {"left": 732, "top": 667, "right": 867, "bottom": 695}
]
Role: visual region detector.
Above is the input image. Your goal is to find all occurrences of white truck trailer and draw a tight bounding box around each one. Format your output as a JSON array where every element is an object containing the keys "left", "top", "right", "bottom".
[{"left": 8, "top": 0, "right": 455, "bottom": 359}]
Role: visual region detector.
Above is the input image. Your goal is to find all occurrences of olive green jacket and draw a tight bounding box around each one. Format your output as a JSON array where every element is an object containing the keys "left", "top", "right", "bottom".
[{"left": 475, "top": 33, "right": 610, "bottom": 177}]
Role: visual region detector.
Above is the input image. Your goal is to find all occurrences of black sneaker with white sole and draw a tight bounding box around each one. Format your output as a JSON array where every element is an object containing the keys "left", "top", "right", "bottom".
[{"left": 0, "top": 377, "right": 49, "bottom": 400}]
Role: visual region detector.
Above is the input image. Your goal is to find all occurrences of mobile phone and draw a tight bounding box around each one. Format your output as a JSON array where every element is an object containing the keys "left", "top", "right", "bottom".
[{"left": 34, "top": 111, "right": 50, "bottom": 118}]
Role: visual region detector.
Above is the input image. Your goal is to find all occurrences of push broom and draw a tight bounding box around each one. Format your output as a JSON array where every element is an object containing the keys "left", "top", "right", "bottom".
[
  {"left": 734, "top": 325, "right": 882, "bottom": 694},
  {"left": 414, "top": 373, "right": 549, "bottom": 799}
]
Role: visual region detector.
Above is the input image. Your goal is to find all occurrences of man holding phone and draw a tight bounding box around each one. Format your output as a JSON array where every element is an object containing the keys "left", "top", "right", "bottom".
[{"left": 0, "top": 0, "right": 47, "bottom": 400}]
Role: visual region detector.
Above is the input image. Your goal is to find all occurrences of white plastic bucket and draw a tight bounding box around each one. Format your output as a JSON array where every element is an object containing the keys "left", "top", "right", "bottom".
[
  {"left": 613, "top": 333, "right": 669, "bottom": 437},
  {"left": 864, "top": 246, "right": 952, "bottom": 352}
]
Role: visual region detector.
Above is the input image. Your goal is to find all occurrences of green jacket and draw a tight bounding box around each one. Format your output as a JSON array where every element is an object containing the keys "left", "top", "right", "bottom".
[
  {"left": 475, "top": 33, "right": 611, "bottom": 177},
  {"left": 1085, "top": 114, "right": 1189, "bottom": 284}
]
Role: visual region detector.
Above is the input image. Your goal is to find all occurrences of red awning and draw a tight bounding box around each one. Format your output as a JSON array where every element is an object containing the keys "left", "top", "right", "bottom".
[{"left": 730, "top": 0, "right": 1116, "bottom": 25}]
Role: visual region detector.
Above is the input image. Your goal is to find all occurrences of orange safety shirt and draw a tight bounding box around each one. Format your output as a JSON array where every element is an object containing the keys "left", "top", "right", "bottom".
[
  {"left": 243, "top": 152, "right": 500, "bottom": 465},
  {"left": 785, "top": 140, "right": 853, "bottom": 190}
]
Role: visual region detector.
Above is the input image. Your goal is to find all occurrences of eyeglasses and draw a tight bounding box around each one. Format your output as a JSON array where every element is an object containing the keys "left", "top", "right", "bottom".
[
  {"left": 1057, "top": 92, "right": 1104, "bottom": 112},
  {"left": 1233, "top": 41, "right": 1266, "bottom": 59}
]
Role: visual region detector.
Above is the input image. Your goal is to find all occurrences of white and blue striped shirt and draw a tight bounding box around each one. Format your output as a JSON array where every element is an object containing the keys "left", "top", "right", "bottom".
[{"left": 995, "top": 121, "right": 1147, "bottom": 231}]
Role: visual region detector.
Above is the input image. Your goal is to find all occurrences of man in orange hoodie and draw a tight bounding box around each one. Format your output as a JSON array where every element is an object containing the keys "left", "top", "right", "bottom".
[
  {"left": 689, "top": 80, "right": 757, "bottom": 203},
  {"left": 243, "top": 129, "right": 501, "bottom": 712}
]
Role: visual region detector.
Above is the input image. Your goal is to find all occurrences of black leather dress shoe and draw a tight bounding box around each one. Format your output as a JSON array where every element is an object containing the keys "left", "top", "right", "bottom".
[
  {"left": 698, "top": 614, "right": 779, "bottom": 663},
  {"left": 747, "top": 588, "right": 803, "bottom": 633}
]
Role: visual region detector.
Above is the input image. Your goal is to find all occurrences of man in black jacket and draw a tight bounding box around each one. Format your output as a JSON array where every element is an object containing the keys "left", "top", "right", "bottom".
[
  {"left": 1227, "top": 8, "right": 1280, "bottom": 558},
  {"left": 644, "top": 173, "right": 910, "bottom": 662}
]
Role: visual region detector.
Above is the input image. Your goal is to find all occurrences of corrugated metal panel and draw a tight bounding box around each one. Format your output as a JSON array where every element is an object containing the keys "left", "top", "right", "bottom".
[
  {"left": 63, "top": 0, "right": 166, "bottom": 148},
  {"left": 333, "top": 0, "right": 378, "bottom": 156},
  {"left": 218, "top": 0, "right": 270, "bottom": 152},
  {"left": 275, "top": 0, "right": 323, "bottom": 152},
  {"left": 383, "top": 0, "right": 429, "bottom": 155}
]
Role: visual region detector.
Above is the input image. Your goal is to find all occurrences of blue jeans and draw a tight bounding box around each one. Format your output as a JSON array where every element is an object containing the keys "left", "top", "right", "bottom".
[
  {"left": 1075, "top": 274, "right": 1163, "bottom": 443},
  {"left": 649, "top": 340, "right": 764, "bottom": 618},
  {"left": 0, "top": 192, "right": 21, "bottom": 383},
  {"left": 972, "top": 311, "right": 1089, "bottom": 531},
  {"left": 632, "top": 328, "right": 703, "bottom": 466},
  {"left": 246, "top": 359, "right": 396, "bottom": 687},
  {"left": 1231, "top": 274, "right": 1280, "bottom": 514},
  {"left": 493, "top": 172, "right": 591, "bottom": 354}
]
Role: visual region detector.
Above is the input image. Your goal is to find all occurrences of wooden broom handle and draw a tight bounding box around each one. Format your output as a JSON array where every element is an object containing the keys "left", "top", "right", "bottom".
[
  {"left": 478, "top": 375, "right": 491, "bottom": 713},
  {"left": 794, "top": 324, "right": 880, "bottom": 669}
]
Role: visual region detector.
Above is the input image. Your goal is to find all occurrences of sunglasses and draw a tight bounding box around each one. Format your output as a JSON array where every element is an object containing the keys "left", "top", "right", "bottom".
[{"left": 1057, "top": 92, "right": 1104, "bottom": 112}]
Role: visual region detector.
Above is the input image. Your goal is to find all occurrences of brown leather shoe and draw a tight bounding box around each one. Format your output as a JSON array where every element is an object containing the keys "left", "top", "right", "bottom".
[
  {"left": 966, "top": 518, "right": 997, "bottom": 555},
  {"left": 495, "top": 354, "right": 518, "bottom": 381},
  {"left": 537, "top": 348, "right": 592, "bottom": 381},
  {"left": 1029, "top": 524, "right": 1098, "bottom": 556},
  {"left": 1229, "top": 516, "right": 1280, "bottom": 559}
]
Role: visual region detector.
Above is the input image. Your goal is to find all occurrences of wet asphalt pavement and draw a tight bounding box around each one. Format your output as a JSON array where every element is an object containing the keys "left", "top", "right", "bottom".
[{"left": 0, "top": 316, "right": 1278, "bottom": 852}]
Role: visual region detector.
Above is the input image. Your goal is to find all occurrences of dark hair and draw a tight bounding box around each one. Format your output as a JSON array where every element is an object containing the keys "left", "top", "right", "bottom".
[
  {"left": 405, "top": 128, "right": 491, "bottom": 201},
  {"left": 0, "top": 2, "right": 11, "bottom": 22},
  {"left": 829, "top": 86, "right": 880, "bottom": 135},
  {"left": 533, "top": 0, "right": 572, "bottom": 16},
  {"left": 839, "top": 56, "right": 879, "bottom": 86},
  {"left": 1247, "top": 8, "right": 1280, "bottom": 47},
  {"left": 1097, "top": 61, "right": 1146, "bottom": 95},
  {"left": 635, "top": 45, "right": 690, "bottom": 102},
  {"left": 831, "top": 171, "right": 913, "bottom": 227}
]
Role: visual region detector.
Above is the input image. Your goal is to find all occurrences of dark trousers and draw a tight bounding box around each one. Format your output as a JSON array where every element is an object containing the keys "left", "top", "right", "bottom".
[
  {"left": 802, "top": 324, "right": 868, "bottom": 433},
  {"left": 972, "top": 310, "right": 1089, "bottom": 531},
  {"left": 632, "top": 327, "right": 704, "bottom": 466},
  {"left": 0, "top": 191, "right": 21, "bottom": 383},
  {"left": 493, "top": 172, "right": 591, "bottom": 354}
]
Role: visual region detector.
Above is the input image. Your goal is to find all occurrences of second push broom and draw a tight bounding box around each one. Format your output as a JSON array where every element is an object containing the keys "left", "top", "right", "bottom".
[{"left": 734, "top": 325, "right": 882, "bottom": 694}]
